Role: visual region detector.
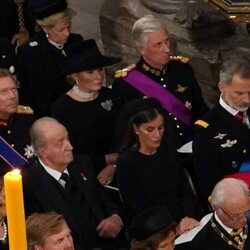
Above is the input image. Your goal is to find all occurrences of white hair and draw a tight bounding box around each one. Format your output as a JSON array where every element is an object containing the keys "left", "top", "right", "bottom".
[
  {"left": 210, "top": 178, "right": 249, "bottom": 207},
  {"left": 132, "top": 14, "right": 168, "bottom": 46}
]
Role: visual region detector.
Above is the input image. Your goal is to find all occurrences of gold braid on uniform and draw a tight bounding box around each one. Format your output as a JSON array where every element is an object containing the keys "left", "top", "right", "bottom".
[{"left": 210, "top": 216, "right": 248, "bottom": 249}]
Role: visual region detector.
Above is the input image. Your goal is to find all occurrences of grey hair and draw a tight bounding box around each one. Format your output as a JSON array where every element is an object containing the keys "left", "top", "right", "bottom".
[
  {"left": 30, "top": 117, "right": 60, "bottom": 155},
  {"left": 36, "top": 8, "right": 75, "bottom": 28},
  {"left": 210, "top": 178, "right": 249, "bottom": 208},
  {"left": 219, "top": 56, "right": 250, "bottom": 85},
  {"left": 132, "top": 14, "right": 168, "bottom": 46}
]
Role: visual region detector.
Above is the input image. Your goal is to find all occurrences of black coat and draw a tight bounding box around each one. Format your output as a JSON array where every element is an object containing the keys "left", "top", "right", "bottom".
[
  {"left": 0, "top": 0, "right": 35, "bottom": 41},
  {"left": 17, "top": 31, "right": 83, "bottom": 117},
  {"left": 113, "top": 58, "right": 208, "bottom": 148},
  {"left": 23, "top": 155, "right": 122, "bottom": 250},
  {"left": 0, "top": 37, "right": 16, "bottom": 74},
  {"left": 193, "top": 104, "right": 250, "bottom": 201}
]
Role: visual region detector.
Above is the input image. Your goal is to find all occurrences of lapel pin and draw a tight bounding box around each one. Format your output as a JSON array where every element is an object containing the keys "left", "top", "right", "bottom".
[{"left": 80, "top": 172, "right": 87, "bottom": 181}]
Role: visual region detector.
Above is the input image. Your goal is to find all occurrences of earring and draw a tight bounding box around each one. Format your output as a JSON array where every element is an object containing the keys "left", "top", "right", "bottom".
[
  {"left": 135, "top": 132, "right": 139, "bottom": 135},
  {"left": 45, "top": 33, "right": 49, "bottom": 38}
]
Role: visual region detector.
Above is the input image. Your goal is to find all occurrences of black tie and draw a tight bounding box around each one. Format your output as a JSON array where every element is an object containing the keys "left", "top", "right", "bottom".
[
  {"left": 60, "top": 173, "right": 73, "bottom": 190},
  {"left": 60, "top": 173, "right": 82, "bottom": 202}
]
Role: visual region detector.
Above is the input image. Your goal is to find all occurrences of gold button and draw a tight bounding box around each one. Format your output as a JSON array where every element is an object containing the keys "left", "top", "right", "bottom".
[
  {"left": 11, "top": 144, "right": 15, "bottom": 147},
  {"left": 243, "top": 149, "right": 247, "bottom": 153},
  {"left": 7, "top": 130, "right": 11, "bottom": 134}
]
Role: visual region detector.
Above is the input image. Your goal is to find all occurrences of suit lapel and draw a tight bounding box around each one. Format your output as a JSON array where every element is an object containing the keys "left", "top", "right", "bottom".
[
  {"left": 33, "top": 163, "right": 81, "bottom": 234},
  {"left": 68, "top": 160, "right": 105, "bottom": 222}
]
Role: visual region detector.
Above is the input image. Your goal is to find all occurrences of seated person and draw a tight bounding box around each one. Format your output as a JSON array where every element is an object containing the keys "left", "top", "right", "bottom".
[
  {"left": 18, "top": 0, "right": 83, "bottom": 117},
  {"left": 26, "top": 211, "right": 74, "bottom": 250},
  {"left": 113, "top": 14, "right": 208, "bottom": 149},
  {"left": 128, "top": 206, "right": 177, "bottom": 250},
  {"left": 176, "top": 178, "right": 250, "bottom": 250},
  {"left": 116, "top": 98, "right": 200, "bottom": 233},
  {"left": 0, "top": 176, "right": 8, "bottom": 250},
  {"left": 23, "top": 117, "right": 126, "bottom": 250},
  {"left": 193, "top": 56, "right": 250, "bottom": 209},
  {"left": 0, "top": 0, "right": 35, "bottom": 46},
  {"left": 51, "top": 39, "right": 121, "bottom": 186},
  {"left": 0, "top": 68, "right": 35, "bottom": 171}
]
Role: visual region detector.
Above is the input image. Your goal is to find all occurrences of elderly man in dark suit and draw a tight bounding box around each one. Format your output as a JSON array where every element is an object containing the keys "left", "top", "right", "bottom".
[
  {"left": 193, "top": 56, "right": 250, "bottom": 209},
  {"left": 23, "top": 117, "right": 125, "bottom": 250},
  {"left": 175, "top": 178, "right": 250, "bottom": 250}
]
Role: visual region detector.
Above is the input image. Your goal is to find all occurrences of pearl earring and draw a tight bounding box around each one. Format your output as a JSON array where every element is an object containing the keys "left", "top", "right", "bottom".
[{"left": 46, "top": 33, "right": 49, "bottom": 38}]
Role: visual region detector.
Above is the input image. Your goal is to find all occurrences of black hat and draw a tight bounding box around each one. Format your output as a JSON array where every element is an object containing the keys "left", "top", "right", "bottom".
[
  {"left": 128, "top": 206, "right": 175, "bottom": 241},
  {"left": 34, "top": 0, "right": 68, "bottom": 20},
  {"left": 62, "top": 39, "right": 121, "bottom": 75}
]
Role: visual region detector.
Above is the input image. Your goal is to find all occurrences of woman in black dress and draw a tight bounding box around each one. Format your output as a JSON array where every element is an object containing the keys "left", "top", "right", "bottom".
[
  {"left": 116, "top": 98, "right": 200, "bottom": 234},
  {"left": 52, "top": 39, "right": 121, "bottom": 186}
]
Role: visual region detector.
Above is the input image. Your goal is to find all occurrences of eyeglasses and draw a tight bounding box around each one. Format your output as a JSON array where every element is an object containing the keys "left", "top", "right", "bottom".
[{"left": 219, "top": 207, "right": 250, "bottom": 220}]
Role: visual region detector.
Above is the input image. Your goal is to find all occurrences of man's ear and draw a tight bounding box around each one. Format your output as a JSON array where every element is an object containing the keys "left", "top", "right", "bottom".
[
  {"left": 218, "top": 82, "right": 225, "bottom": 93},
  {"left": 136, "top": 45, "right": 145, "bottom": 55},
  {"left": 37, "top": 146, "right": 46, "bottom": 158}
]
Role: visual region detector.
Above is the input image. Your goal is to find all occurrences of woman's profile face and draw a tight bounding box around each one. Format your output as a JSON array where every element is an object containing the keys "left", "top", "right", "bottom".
[
  {"left": 73, "top": 69, "right": 104, "bottom": 93},
  {"left": 44, "top": 21, "right": 71, "bottom": 44},
  {"left": 156, "top": 230, "right": 175, "bottom": 250},
  {"left": 134, "top": 113, "right": 164, "bottom": 154}
]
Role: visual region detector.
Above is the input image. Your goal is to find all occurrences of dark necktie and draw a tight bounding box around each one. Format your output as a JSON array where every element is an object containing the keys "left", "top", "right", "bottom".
[
  {"left": 60, "top": 173, "right": 73, "bottom": 190},
  {"left": 60, "top": 173, "right": 82, "bottom": 202}
]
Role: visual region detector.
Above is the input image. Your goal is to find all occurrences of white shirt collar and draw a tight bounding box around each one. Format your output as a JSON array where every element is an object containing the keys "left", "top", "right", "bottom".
[
  {"left": 214, "top": 211, "right": 232, "bottom": 234},
  {"left": 219, "top": 95, "right": 239, "bottom": 116},
  {"left": 39, "top": 158, "right": 69, "bottom": 182}
]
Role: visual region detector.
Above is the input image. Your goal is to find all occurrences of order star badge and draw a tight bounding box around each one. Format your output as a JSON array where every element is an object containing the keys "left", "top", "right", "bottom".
[{"left": 24, "top": 144, "right": 34, "bottom": 159}]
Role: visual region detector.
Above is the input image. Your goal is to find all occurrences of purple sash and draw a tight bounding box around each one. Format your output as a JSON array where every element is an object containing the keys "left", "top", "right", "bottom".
[
  {"left": 123, "top": 69, "right": 192, "bottom": 126},
  {"left": 0, "top": 135, "right": 28, "bottom": 168}
]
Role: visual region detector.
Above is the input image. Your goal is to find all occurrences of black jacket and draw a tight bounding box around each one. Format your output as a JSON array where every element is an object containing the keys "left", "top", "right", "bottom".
[
  {"left": 193, "top": 104, "right": 250, "bottom": 201},
  {"left": 18, "top": 31, "right": 83, "bottom": 117}
]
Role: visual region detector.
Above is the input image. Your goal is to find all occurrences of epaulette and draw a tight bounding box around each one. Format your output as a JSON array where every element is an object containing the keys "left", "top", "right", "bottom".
[
  {"left": 17, "top": 105, "right": 34, "bottom": 115},
  {"left": 170, "top": 55, "right": 189, "bottom": 63},
  {"left": 194, "top": 119, "right": 209, "bottom": 128},
  {"left": 114, "top": 64, "right": 136, "bottom": 78}
]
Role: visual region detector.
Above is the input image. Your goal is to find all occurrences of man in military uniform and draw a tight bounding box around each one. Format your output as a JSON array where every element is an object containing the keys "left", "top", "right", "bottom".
[
  {"left": 193, "top": 56, "right": 250, "bottom": 206},
  {"left": 175, "top": 178, "right": 250, "bottom": 250},
  {"left": 0, "top": 68, "right": 35, "bottom": 173},
  {"left": 113, "top": 14, "right": 208, "bottom": 149}
]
